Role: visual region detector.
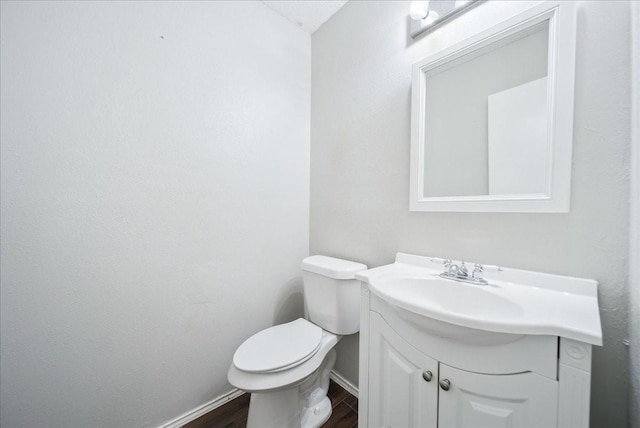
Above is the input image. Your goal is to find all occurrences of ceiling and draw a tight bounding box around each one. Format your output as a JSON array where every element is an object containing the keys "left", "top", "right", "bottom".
[{"left": 261, "top": 1, "right": 349, "bottom": 34}]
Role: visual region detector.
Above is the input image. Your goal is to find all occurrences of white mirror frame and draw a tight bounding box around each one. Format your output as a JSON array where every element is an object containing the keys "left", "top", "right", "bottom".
[{"left": 410, "top": 1, "right": 577, "bottom": 213}]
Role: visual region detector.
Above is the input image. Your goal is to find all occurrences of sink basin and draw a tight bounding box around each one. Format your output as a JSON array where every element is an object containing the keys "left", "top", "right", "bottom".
[
  {"left": 356, "top": 253, "right": 603, "bottom": 345},
  {"left": 377, "top": 276, "right": 525, "bottom": 320},
  {"left": 372, "top": 276, "right": 527, "bottom": 345}
]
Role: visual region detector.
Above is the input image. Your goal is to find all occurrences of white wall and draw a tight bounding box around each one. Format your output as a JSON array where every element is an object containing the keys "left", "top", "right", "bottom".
[
  {"left": 0, "top": 2, "right": 310, "bottom": 427},
  {"left": 311, "top": 1, "right": 631, "bottom": 427},
  {"left": 630, "top": 2, "right": 640, "bottom": 425}
]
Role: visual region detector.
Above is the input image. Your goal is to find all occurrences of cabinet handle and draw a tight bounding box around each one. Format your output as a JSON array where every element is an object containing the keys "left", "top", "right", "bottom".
[
  {"left": 439, "top": 379, "right": 451, "bottom": 391},
  {"left": 422, "top": 370, "right": 433, "bottom": 382}
]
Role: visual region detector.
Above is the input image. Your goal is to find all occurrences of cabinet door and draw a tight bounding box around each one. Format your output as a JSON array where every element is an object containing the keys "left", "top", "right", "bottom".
[
  {"left": 438, "top": 364, "right": 558, "bottom": 428},
  {"left": 368, "top": 313, "right": 438, "bottom": 428}
]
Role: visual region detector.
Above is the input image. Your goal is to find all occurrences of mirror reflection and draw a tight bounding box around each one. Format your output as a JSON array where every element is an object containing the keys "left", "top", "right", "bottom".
[{"left": 422, "top": 21, "right": 549, "bottom": 198}]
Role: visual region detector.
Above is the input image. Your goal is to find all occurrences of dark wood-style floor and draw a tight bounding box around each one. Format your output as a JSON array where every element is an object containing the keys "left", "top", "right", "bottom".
[{"left": 184, "top": 380, "right": 358, "bottom": 428}]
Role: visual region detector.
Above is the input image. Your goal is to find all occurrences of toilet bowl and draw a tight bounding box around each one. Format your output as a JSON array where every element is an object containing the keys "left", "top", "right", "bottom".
[
  {"left": 227, "top": 255, "right": 367, "bottom": 428},
  {"left": 228, "top": 319, "right": 340, "bottom": 427}
]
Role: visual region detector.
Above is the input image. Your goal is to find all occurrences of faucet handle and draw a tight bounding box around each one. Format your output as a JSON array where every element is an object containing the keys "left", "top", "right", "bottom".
[
  {"left": 431, "top": 258, "right": 458, "bottom": 276},
  {"left": 472, "top": 263, "right": 484, "bottom": 278},
  {"left": 443, "top": 259, "right": 458, "bottom": 276}
]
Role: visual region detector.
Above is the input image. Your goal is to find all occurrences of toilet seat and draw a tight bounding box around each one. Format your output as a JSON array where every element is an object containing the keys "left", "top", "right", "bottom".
[
  {"left": 228, "top": 330, "right": 340, "bottom": 393},
  {"left": 233, "top": 319, "right": 323, "bottom": 374}
]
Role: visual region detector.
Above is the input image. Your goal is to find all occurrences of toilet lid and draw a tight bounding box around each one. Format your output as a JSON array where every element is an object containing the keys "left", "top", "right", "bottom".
[{"left": 233, "top": 319, "right": 323, "bottom": 373}]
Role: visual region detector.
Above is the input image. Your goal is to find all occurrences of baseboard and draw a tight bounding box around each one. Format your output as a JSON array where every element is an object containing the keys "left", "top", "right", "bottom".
[
  {"left": 330, "top": 369, "right": 359, "bottom": 398},
  {"left": 158, "top": 388, "right": 245, "bottom": 428},
  {"left": 159, "top": 370, "right": 358, "bottom": 428}
]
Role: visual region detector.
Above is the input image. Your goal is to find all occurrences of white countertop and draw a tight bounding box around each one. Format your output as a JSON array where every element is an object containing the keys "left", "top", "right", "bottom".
[{"left": 356, "top": 253, "right": 603, "bottom": 346}]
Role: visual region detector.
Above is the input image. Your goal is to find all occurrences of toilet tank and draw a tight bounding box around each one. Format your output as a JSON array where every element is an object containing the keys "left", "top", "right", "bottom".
[{"left": 301, "top": 255, "right": 367, "bottom": 335}]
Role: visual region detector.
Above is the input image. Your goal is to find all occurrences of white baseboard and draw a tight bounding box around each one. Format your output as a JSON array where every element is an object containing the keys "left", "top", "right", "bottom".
[
  {"left": 330, "top": 369, "right": 359, "bottom": 398},
  {"left": 158, "top": 370, "right": 358, "bottom": 428},
  {"left": 158, "top": 388, "right": 245, "bottom": 428}
]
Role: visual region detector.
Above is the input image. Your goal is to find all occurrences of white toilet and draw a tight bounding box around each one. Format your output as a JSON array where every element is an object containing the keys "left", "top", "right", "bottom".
[{"left": 227, "top": 255, "right": 367, "bottom": 428}]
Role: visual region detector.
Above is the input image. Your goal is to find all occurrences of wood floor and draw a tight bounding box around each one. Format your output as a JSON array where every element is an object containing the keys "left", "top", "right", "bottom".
[{"left": 184, "top": 380, "right": 358, "bottom": 428}]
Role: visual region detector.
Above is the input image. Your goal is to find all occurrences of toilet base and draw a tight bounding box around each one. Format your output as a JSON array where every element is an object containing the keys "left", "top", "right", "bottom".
[
  {"left": 300, "top": 396, "right": 331, "bottom": 428},
  {"left": 246, "top": 349, "right": 337, "bottom": 428}
]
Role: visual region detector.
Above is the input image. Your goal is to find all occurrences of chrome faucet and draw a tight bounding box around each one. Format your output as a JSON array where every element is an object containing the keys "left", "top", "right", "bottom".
[
  {"left": 443, "top": 259, "right": 455, "bottom": 275},
  {"left": 458, "top": 262, "right": 469, "bottom": 278},
  {"left": 432, "top": 258, "right": 502, "bottom": 286},
  {"left": 442, "top": 260, "right": 475, "bottom": 281}
]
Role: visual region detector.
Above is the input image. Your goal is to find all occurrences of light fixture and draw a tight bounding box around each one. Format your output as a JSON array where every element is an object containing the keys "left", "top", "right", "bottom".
[
  {"left": 409, "top": 0, "right": 479, "bottom": 39},
  {"left": 409, "top": 1, "right": 440, "bottom": 26},
  {"left": 423, "top": 10, "right": 440, "bottom": 25},
  {"left": 409, "top": 1, "right": 430, "bottom": 20},
  {"left": 409, "top": 0, "right": 440, "bottom": 38}
]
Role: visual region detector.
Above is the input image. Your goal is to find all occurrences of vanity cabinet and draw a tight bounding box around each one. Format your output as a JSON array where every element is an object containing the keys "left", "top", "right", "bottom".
[
  {"left": 359, "top": 290, "right": 594, "bottom": 428},
  {"left": 438, "top": 364, "right": 557, "bottom": 428},
  {"left": 368, "top": 313, "right": 438, "bottom": 428}
]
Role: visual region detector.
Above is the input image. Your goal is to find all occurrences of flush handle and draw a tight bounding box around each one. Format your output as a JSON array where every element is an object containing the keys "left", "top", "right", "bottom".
[
  {"left": 439, "top": 379, "right": 451, "bottom": 391},
  {"left": 422, "top": 370, "right": 433, "bottom": 382}
]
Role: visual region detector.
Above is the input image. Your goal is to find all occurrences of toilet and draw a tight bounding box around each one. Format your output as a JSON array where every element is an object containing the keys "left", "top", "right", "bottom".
[{"left": 227, "top": 255, "right": 367, "bottom": 428}]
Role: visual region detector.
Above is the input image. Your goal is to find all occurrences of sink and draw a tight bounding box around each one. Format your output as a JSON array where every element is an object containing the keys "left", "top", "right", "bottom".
[
  {"left": 377, "top": 276, "right": 525, "bottom": 320},
  {"left": 356, "top": 253, "right": 603, "bottom": 345},
  {"left": 373, "top": 276, "right": 527, "bottom": 345}
]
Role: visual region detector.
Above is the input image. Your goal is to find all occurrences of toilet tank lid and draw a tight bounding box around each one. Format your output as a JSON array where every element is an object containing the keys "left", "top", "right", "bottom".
[{"left": 301, "top": 255, "right": 367, "bottom": 279}]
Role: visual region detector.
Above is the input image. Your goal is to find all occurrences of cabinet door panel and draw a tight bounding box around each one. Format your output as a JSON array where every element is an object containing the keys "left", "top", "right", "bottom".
[
  {"left": 438, "top": 364, "right": 558, "bottom": 428},
  {"left": 369, "top": 313, "right": 438, "bottom": 428}
]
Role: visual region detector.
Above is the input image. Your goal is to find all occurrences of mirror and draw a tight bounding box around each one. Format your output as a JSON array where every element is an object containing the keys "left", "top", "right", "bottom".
[{"left": 410, "top": 1, "right": 577, "bottom": 212}]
